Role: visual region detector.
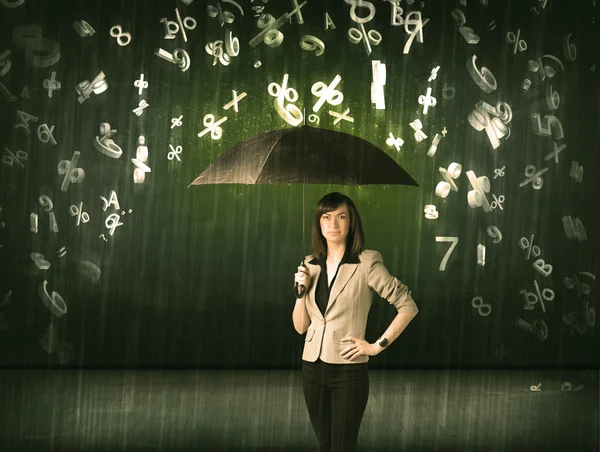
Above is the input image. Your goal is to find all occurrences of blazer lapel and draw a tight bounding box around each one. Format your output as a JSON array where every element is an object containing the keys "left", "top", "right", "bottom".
[
  {"left": 325, "top": 263, "right": 359, "bottom": 317},
  {"left": 307, "top": 262, "right": 323, "bottom": 320}
]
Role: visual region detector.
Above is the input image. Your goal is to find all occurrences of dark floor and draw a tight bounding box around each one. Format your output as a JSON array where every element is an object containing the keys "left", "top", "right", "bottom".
[{"left": 0, "top": 368, "right": 597, "bottom": 452}]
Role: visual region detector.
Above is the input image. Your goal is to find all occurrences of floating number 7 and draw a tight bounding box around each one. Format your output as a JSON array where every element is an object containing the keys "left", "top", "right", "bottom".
[{"left": 436, "top": 236, "right": 459, "bottom": 271}]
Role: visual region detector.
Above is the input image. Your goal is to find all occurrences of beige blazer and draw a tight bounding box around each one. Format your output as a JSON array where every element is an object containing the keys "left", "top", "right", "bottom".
[{"left": 300, "top": 249, "right": 418, "bottom": 364}]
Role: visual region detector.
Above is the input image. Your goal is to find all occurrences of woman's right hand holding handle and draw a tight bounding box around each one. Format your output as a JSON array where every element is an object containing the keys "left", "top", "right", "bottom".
[{"left": 294, "top": 262, "right": 311, "bottom": 299}]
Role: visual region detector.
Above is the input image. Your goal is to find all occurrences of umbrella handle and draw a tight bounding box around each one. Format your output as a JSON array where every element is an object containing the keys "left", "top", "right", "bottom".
[
  {"left": 294, "top": 282, "right": 307, "bottom": 299},
  {"left": 294, "top": 260, "right": 308, "bottom": 299}
]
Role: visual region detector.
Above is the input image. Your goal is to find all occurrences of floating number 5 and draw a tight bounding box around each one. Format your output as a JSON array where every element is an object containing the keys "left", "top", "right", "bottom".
[{"left": 531, "top": 114, "right": 564, "bottom": 140}]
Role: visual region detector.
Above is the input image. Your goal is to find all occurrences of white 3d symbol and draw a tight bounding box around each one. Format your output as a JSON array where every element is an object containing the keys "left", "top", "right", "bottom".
[
  {"left": 371, "top": 60, "right": 386, "bottom": 109},
  {"left": 132, "top": 136, "right": 151, "bottom": 183},
  {"left": 311, "top": 74, "right": 343, "bottom": 113}
]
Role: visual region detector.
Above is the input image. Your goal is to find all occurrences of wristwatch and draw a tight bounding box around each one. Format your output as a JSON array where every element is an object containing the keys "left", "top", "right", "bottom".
[{"left": 377, "top": 336, "right": 389, "bottom": 348}]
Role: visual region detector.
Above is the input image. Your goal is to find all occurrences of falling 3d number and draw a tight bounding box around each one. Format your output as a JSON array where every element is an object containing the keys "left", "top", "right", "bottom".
[
  {"left": 436, "top": 236, "right": 458, "bottom": 271},
  {"left": 38, "top": 280, "right": 67, "bottom": 317},
  {"left": 109, "top": 25, "right": 131, "bottom": 46},
  {"left": 300, "top": 35, "right": 325, "bottom": 56},
  {"left": 467, "top": 55, "right": 497, "bottom": 93},
  {"left": 154, "top": 48, "right": 190, "bottom": 72},
  {"left": 424, "top": 205, "right": 438, "bottom": 219}
]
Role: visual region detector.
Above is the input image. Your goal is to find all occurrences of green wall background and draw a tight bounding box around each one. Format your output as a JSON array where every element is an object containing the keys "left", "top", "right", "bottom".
[{"left": 0, "top": 0, "right": 598, "bottom": 368}]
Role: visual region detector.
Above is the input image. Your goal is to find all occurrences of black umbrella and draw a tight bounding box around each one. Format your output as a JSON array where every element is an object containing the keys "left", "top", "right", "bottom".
[{"left": 188, "top": 124, "right": 419, "bottom": 298}]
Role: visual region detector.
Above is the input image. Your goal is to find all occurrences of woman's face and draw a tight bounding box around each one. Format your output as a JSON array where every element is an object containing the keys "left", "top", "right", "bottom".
[{"left": 320, "top": 204, "right": 350, "bottom": 246}]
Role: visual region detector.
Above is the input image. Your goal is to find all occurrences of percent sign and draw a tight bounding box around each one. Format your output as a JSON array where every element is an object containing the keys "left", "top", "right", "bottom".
[
  {"left": 134, "top": 74, "right": 148, "bottom": 95},
  {"left": 348, "top": 22, "right": 382, "bottom": 55},
  {"left": 42, "top": 71, "right": 61, "bottom": 98},
  {"left": 506, "top": 29, "right": 527, "bottom": 54},
  {"left": 105, "top": 213, "right": 124, "bottom": 236},
  {"left": 519, "top": 234, "right": 541, "bottom": 260},
  {"left": 435, "top": 162, "right": 462, "bottom": 199},
  {"left": 168, "top": 145, "right": 182, "bottom": 161},
  {"left": 171, "top": 115, "right": 183, "bottom": 129},
  {"left": 466, "top": 170, "right": 492, "bottom": 212},
  {"left": 132, "top": 135, "right": 150, "bottom": 183},
  {"left": 311, "top": 74, "right": 344, "bottom": 113},
  {"left": 205, "top": 30, "right": 239, "bottom": 66},
  {"left": 410, "top": 119, "right": 428, "bottom": 142},
  {"left": 268, "top": 74, "right": 303, "bottom": 126},
  {"left": 94, "top": 123, "right": 122, "bottom": 159},
  {"left": 520, "top": 280, "right": 555, "bottom": 313},
  {"left": 528, "top": 55, "right": 563, "bottom": 81},
  {"left": 250, "top": 2, "right": 306, "bottom": 48},
  {"left": 467, "top": 101, "right": 512, "bottom": 149},
  {"left": 69, "top": 202, "right": 89, "bottom": 226},
  {"left": 519, "top": 165, "right": 548, "bottom": 190},
  {"left": 490, "top": 194, "right": 504, "bottom": 210},
  {"left": 206, "top": 0, "right": 244, "bottom": 26},
  {"left": 160, "top": 8, "right": 197, "bottom": 42},
  {"left": 57, "top": 151, "right": 85, "bottom": 192},
  {"left": 418, "top": 87, "right": 437, "bottom": 115},
  {"left": 2, "top": 147, "right": 27, "bottom": 168},
  {"left": 386, "top": 133, "right": 404, "bottom": 151},
  {"left": 564, "top": 272, "right": 595, "bottom": 297},
  {"left": 198, "top": 114, "right": 228, "bottom": 140}
]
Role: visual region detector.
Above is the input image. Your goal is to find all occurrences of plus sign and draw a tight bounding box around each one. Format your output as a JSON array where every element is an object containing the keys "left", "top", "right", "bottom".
[{"left": 442, "top": 127, "right": 447, "bottom": 137}]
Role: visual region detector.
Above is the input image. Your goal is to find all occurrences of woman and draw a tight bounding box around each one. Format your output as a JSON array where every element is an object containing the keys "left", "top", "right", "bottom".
[{"left": 292, "top": 192, "right": 419, "bottom": 452}]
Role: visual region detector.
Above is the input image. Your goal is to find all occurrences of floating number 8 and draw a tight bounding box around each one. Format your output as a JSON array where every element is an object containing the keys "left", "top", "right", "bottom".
[
  {"left": 110, "top": 25, "right": 131, "bottom": 47},
  {"left": 471, "top": 296, "right": 492, "bottom": 316}
]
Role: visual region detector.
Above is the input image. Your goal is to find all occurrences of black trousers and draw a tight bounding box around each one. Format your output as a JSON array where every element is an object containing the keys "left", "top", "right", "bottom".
[{"left": 302, "top": 358, "right": 369, "bottom": 452}]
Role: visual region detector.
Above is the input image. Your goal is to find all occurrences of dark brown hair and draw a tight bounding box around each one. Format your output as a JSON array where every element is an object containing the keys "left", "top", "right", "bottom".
[{"left": 311, "top": 192, "right": 365, "bottom": 260}]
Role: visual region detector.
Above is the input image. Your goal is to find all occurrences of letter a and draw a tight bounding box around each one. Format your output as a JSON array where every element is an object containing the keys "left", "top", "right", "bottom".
[{"left": 324, "top": 12, "right": 336, "bottom": 30}]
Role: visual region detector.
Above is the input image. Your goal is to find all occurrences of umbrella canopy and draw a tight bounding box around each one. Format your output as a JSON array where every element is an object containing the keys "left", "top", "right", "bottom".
[
  {"left": 188, "top": 125, "right": 419, "bottom": 186},
  {"left": 189, "top": 124, "right": 419, "bottom": 298}
]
